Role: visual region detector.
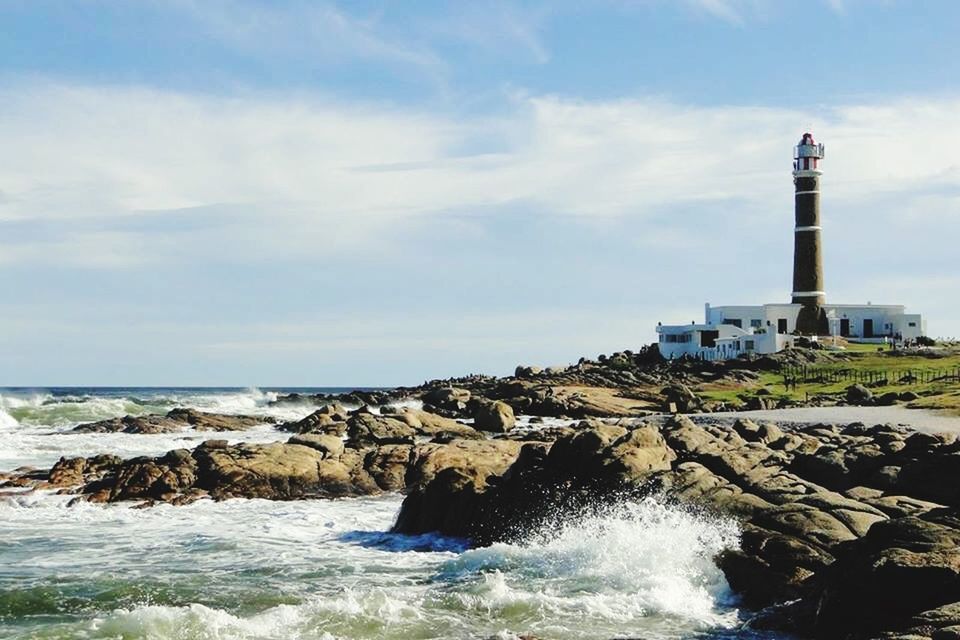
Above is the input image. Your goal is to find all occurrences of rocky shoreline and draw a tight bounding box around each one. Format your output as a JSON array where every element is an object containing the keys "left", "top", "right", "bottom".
[{"left": 3, "top": 346, "right": 960, "bottom": 639}]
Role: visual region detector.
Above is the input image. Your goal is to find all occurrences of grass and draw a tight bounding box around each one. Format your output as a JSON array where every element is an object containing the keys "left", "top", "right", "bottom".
[{"left": 696, "top": 343, "right": 960, "bottom": 415}]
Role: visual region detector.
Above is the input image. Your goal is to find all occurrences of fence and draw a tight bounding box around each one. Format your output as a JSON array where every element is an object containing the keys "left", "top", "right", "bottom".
[{"left": 780, "top": 365, "right": 960, "bottom": 387}]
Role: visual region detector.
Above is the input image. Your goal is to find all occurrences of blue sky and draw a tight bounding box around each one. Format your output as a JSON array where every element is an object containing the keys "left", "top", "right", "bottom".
[{"left": 1, "top": 0, "right": 959, "bottom": 386}]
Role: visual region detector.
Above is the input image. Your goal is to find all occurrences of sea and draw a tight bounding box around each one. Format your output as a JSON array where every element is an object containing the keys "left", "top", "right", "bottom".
[{"left": 0, "top": 387, "right": 781, "bottom": 640}]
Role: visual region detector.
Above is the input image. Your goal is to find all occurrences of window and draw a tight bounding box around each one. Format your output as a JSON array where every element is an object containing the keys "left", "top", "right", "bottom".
[
  {"left": 722, "top": 319, "right": 742, "bottom": 328},
  {"left": 909, "top": 322, "right": 917, "bottom": 327},
  {"left": 745, "top": 340, "right": 755, "bottom": 350},
  {"left": 750, "top": 319, "right": 762, "bottom": 328}
]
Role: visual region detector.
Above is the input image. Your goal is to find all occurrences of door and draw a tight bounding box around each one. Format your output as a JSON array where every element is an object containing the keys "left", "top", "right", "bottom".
[
  {"left": 777, "top": 318, "right": 788, "bottom": 334},
  {"left": 840, "top": 319, "right": 850, "bottom": 337},
  {"left": 863, "top": 319, "right": 874, "bottom": 338}
]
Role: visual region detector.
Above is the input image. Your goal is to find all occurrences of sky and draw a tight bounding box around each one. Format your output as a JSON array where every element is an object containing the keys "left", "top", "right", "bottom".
[{"left": 1, "top": 0, "right": 959, "bottom": 386}]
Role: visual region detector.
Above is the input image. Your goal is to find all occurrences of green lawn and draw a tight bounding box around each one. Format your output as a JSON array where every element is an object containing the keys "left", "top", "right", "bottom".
[{"left": 697, "top": 344, "right": 960, "bottom": 415}]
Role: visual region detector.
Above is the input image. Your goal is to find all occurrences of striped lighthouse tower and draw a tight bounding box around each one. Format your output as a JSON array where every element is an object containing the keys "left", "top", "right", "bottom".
[{"left": 792, "top": 133, "right": 829, "bottom": 335}]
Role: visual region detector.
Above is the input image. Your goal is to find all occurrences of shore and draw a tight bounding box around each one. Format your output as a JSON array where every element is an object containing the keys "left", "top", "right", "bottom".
[{"left": 2, "top": 344, "right": 960, "bottom": 639}]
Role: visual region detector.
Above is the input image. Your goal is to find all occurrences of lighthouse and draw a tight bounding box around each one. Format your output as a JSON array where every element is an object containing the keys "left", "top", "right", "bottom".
[
  {"left": 655, "top": 132, "right": 928, "bottom": 359},
  {"left": 791, "top": 133, "right": 828, "bottom": 335}
]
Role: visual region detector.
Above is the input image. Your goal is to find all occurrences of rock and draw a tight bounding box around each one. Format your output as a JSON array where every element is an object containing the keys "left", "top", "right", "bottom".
[
  {"left": 599, "top": 425, "right": 675, "bottom": 484},
  {"left": 73, "top": 409, "right": 271, "bottom": 434},
  {"left": 814, "top": 508, "right": 960, "bottom": 637},
  {"left": 48, "top": 454, "right": 122, "bottom": 488},
  {"left": 876, "top": 391, "right": 902, "bottom": 406},
  {"left": 845, "top": 384, "right": 874, "bottom": 406},
  {"left": 545, "top": 422, "right": 627, "bottom": 475},
  {"left": 404, "top": 439, "right": 525, "bottom": 490},
  {"left": 661, "top": 384, "right": 701, "bottom": 413},
  {"left": 514, "top": 365, "right": 543, "bottom": 378},
  {"left": 363, "top": 444, "right": 414, "bottom": 491},
  {"left": 194, "top": 442, "right": 370, "bottom": 500},
  {"left": 421, "top": 387, "right": 471, "bottom": 413},
  {"left": 287, "top": 434, "right": 345, "bottom": 459},
  {"left": 164, "top": 408, "right": 272, "bottom": 431},
  {"left": 391, "top": 439, "right": 526, "bottom": 536},
  {"left": 105, "top": 449, "right": 200, "bottom": 502},
  {"left": 389, "top": 408, "right": 481, "bottom": 440},
  {"left": 279, "top": 405, "right": 349, "bottom": 434},
  {"left": 732, "top": 418, "right": 782, "bottom": 444},
  {"left": 346, "top": 413, "right": 418, "bottom": 446},
  {"left": 473, "top": 401, "right": 516, "bottom": 433},
  {"left": 72, "top": 414, "right": 185, "bottom": 434}
]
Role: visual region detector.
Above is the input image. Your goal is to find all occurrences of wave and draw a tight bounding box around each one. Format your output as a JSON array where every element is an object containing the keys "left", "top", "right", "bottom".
[
  {"left": 0, "top": 496, "right": 749, "bottom": 640},
  {"left": 0, "top": 407, "right": 18, "bottom": 428},
  {"left": 439, "top": 497, "right": 742, "bottom": 630},
  {"left": 0, "top": 392, "right": 163, "bottom": 429}
]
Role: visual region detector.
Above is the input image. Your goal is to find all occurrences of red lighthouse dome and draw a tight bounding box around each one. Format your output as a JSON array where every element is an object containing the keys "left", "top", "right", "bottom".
[{"left": 794, "top": 132, "right": 825, "bottom": 173}]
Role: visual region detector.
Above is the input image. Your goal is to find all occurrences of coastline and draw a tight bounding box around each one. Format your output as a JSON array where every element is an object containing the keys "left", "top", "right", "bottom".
[{"left": 3, "top": 346, "right": 960, "bottom": 639}]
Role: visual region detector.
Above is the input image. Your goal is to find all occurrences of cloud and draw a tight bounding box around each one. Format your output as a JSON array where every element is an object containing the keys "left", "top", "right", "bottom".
[
  {"left": 687, "top": 0, "right": 747, "bottom": 24},
  {"left": 416, "top": 2, "right": 553, "bottom": 64},
  {"left": 165, "top": 0, "right": 445, "bottom": 74},
  {"left": 2, "top": 82, "right": 960, "bottom": 268},
  {"left": 1, "top": 81, "right": 959, "bottom": 380}
]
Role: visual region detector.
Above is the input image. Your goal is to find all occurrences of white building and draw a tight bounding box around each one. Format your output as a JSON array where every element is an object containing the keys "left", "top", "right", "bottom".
[
  {"left": 655, "top": 133, "right": 927, "bottom": 361},
  {"left": 657, "top": 302, "right": 926, "bottom": 360}
]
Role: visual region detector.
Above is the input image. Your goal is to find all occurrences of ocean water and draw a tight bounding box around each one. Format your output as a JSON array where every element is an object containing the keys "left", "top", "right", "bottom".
[{"left": 0, "top": 388, "right": 778, "bottom": 640}]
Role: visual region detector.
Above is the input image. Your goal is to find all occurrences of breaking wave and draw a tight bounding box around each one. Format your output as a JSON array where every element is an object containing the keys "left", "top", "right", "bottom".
[{"left": 0, "top": 493, "right": 754, "bottom": 640}]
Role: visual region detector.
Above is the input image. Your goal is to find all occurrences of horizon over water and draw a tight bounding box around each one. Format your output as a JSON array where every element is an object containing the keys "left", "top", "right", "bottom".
[{"left": 0, "top": 387, "right": 784, "bottom": 639}]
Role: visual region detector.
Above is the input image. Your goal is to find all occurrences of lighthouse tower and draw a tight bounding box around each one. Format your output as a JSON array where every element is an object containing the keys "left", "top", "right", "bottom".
[{"left": 792, "top": 133, "right": 829, "bottom": 335}]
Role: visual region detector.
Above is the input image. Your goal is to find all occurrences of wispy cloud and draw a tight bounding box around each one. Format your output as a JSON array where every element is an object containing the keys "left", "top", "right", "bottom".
[
  {"left": 167, "top": 0, "right": 446, "bottom": 74},
  {"left": 417, "top": 2, "right": 553, "bottom": 64},
  {"left": 687, "top": 0, "right": 747, "bottom": 25},
  {"left": 2, "top": 81, "right": 960, "bottom": 269}
]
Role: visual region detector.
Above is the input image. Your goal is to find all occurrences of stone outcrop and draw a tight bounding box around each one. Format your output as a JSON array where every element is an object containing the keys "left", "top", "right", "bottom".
[
  {"left": 23, "top": 429, "right": 529, "bottom": 510},
  {"left": 472, "top": 400, "right": 516, "bottom": 432},
  {"left": 390, "top": 415, "right": 960, "bottom": 638},
  {"left": 73, "top": 408, "right": 273, "bottom": 434}
]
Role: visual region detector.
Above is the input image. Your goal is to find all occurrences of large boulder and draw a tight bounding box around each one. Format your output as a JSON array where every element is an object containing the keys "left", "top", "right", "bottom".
[
  {"left": 661, "top": 384, "right": 701, "bottom": 413},
  {"left": 814, "top": 508, "right": 960, "bottom": 637},
  {"left": 391, "top": 439, "right": 527, "bottom": 536},
  {"left": 279, "top": 404, "right": 349, "bottom": 434},
  {"left": 421, "top": 387, "right": 471, "bottom": 414},
  {"left": 346, "top": 413, "right": 418, "bottom": 446},
  {"left": 473, "top": 400, "right": 516, "bottom": 432},
  {"left": 845, "top": 384, "right": 874, "bottom": 406},
  {"left": 47, "top": 454, "right": 122, "bottom": 489},
  {"left": 386, "top": 408, "right": 481, "bottom": 440},
  {"left": 192, "top": 441, "right": 376, "bottom": 500}
]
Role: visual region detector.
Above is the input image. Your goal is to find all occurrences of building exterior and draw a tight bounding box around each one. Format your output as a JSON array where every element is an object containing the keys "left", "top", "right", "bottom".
[{"left": 656, "top": 133, "right": 927, "bottom": 361}]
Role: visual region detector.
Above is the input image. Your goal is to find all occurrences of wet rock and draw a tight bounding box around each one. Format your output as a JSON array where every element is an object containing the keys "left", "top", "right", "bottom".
[
  {"left": 48, "top": 454, "right": 122, "bottom": 489},
  {"left": 73, "top": 409, "right": 272, "bottom": 434},
  {"left": 165, "top": 408, "right": 273, "bottom": 431},
  {"left": 814, "top": 508, "right": 960, "bottom": 637},
  {"left": 193, "top": 442, "right": 372, "bottom": 500}
]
